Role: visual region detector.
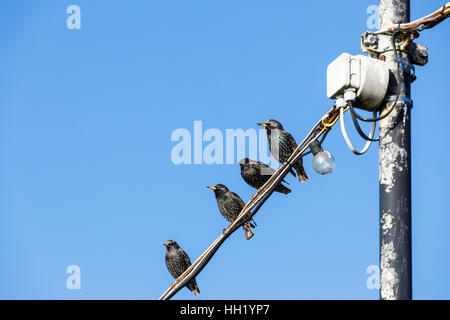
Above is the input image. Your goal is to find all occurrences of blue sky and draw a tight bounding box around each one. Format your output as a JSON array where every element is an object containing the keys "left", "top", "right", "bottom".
[{"left": 0, "top": 0, "right": 448, "bottom": 299}]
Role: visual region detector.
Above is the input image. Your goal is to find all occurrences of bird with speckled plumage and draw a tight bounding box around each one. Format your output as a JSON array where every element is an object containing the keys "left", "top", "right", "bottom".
[
  {"left": 258, "top": 119, "right": 308, "bottom": 183},
  {"left": 164, "top": 239, "right": 200, "bottom": 296},
  {"left": 239, "top": 158, "right": 291, "bottom": 194},
  {"left": 207, "top": 184, "right": 255, "bottom": 240}
]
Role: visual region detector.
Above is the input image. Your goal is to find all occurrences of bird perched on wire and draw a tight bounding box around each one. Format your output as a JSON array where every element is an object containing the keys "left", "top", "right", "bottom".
[
  {"left": 164, "top": 239, "right": 200, "bottom": 296},
  {"left": 257, "top": 119, "right": 309, "bottom": 183},
  {"left": 239, "top": 158, "right": 291, "bottom": 195},
  {"left": 207, "top": 184, "right": 255, "bottom": 240}
]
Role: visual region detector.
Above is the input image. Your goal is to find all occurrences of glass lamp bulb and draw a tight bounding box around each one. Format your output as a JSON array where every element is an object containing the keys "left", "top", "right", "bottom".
[{"left": 312, "top": 151, "right": 335, "bottom": 175}]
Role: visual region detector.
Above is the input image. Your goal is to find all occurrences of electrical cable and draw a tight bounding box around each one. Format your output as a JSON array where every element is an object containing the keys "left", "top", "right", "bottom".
[
  {"left": 339, "top": 107, "right": 376, "bottom": 155},
  {"left": 343, "top": 29, "right": 406, "bottom": 147},
  {"left": 348, "top": 101, "right": 379, "bottom": 141},
  {"left": 377, "top": 27, "right": 411, "bottom": 138},
  {"left": 348, "top": 98, "right": 396, "bottom": 122},
  {"left": 299, "top": 107, "right": 334, "bottom": 157},
  {"left": 319, "top": 127, "right": 331, "bottom": 144},
  {"left": 159, "top": 106, "right": 340, "bottom": 300},
  {"left": 348, "top": 30, "right": 403, "bottom": 123},
  {"left": 374, "top": 2, "right": 449, "bottom": 34}
]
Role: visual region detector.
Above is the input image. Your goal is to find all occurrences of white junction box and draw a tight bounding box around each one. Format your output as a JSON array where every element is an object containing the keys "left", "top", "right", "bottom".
[{"left": 327, "top": 53, "right": 389, "bottom": 111}]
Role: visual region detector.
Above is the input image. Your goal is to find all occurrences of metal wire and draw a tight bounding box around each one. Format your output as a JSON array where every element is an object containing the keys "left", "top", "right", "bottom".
[
  {"left": 349, "top": 105, "right": 379, "bottom": 142},
  {"left": 354, "top": 2, "right": 450, "bottom": 122},
  {"left": 339, "top": 107, "right": 376, "bottom": 155},
  {"left": 344, "top": 27, "right": 406, "bottom": 146},
  {"left": 158, "top": 106, "right": 343, "bottom": 300},
  {"left": 375, "top": 2, "right": 449, "bottom": 34},
  {"left": 350, "top": 29, "right": 403, "bottom": 123},
  {"left": 348, "top": 99, "right": 396, "bottom": 122}
]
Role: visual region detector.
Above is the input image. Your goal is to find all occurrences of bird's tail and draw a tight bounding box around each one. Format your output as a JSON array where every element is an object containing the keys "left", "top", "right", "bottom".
[
  {"left": 243, "top": 221, "right": 254, "bottom": 240},
  {"left": 276, "top": 184, "right": 292, "bottom": 194},
  {"left": 295, "top": 161, "right": 309, "bottom": 183},
  {"left": 187, "top": 280, "right": 200, "bottom": 296}
]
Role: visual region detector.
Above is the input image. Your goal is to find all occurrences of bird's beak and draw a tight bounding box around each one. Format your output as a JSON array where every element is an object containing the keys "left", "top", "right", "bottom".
[
  {"left": 163, "top": 242, "right": 168, "bottom": 247},
  {"left": 207, "top": 186, "right": 216, "bottom": 190},
  {"left": 257, "top": 122, "right": 266, "bottom": 127}
]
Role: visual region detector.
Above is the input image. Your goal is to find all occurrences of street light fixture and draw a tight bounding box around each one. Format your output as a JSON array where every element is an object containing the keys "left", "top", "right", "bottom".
[{"left": 309, "top": 140, "right": 335, "bottom": 175}]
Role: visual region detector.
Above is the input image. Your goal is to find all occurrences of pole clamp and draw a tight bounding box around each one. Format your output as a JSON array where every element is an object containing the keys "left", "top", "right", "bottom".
[
  {"left": 383, "top": 95, "right": 413, "bottom": 108},
  {"left": 394, "top": 55, "right": 416, "bottom": 82}
]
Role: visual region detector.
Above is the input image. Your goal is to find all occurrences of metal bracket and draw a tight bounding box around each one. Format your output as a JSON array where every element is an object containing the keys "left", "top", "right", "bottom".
[
  {"left": 361, "top": 31, "right": 400, "bottom": 56},
  {"left": 394, "top": 55, "right": 416, "bottom": 82},
  {"left": 361, "top": 31, "right": 384, "bottom": 56},
  {"left": 383, "top": 95, "right": 413, "bottom": 109},
  {"left": 361, "top": 30, "right": 420, "bottom": 82},
  {"left": 361, "top": 30, "right": 419, "bottom": 57}
]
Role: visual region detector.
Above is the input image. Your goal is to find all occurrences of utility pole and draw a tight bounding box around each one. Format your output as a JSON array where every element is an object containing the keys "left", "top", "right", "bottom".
[{"left": 378, "top": 0, "right": 412, "bottom": 300}]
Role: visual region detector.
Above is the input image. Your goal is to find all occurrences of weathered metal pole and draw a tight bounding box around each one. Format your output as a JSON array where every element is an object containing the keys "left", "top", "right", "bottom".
[{"left": 378, "top": 0, "right": 412, "bottom": 300}]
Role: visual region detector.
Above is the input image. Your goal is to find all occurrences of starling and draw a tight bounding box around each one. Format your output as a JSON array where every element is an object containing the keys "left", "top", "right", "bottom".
[
  {"left": 257, "top": 119, "right": 309, "bottom": 183},
  {"left": 207, "top": 184, "right": 255, "bottom": 240},
  {"left": 164, "top": 239, "right": 200, "bottom": 296},
  {"left": 239, "top": 158, "right": 291, "bottom": 194}
]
